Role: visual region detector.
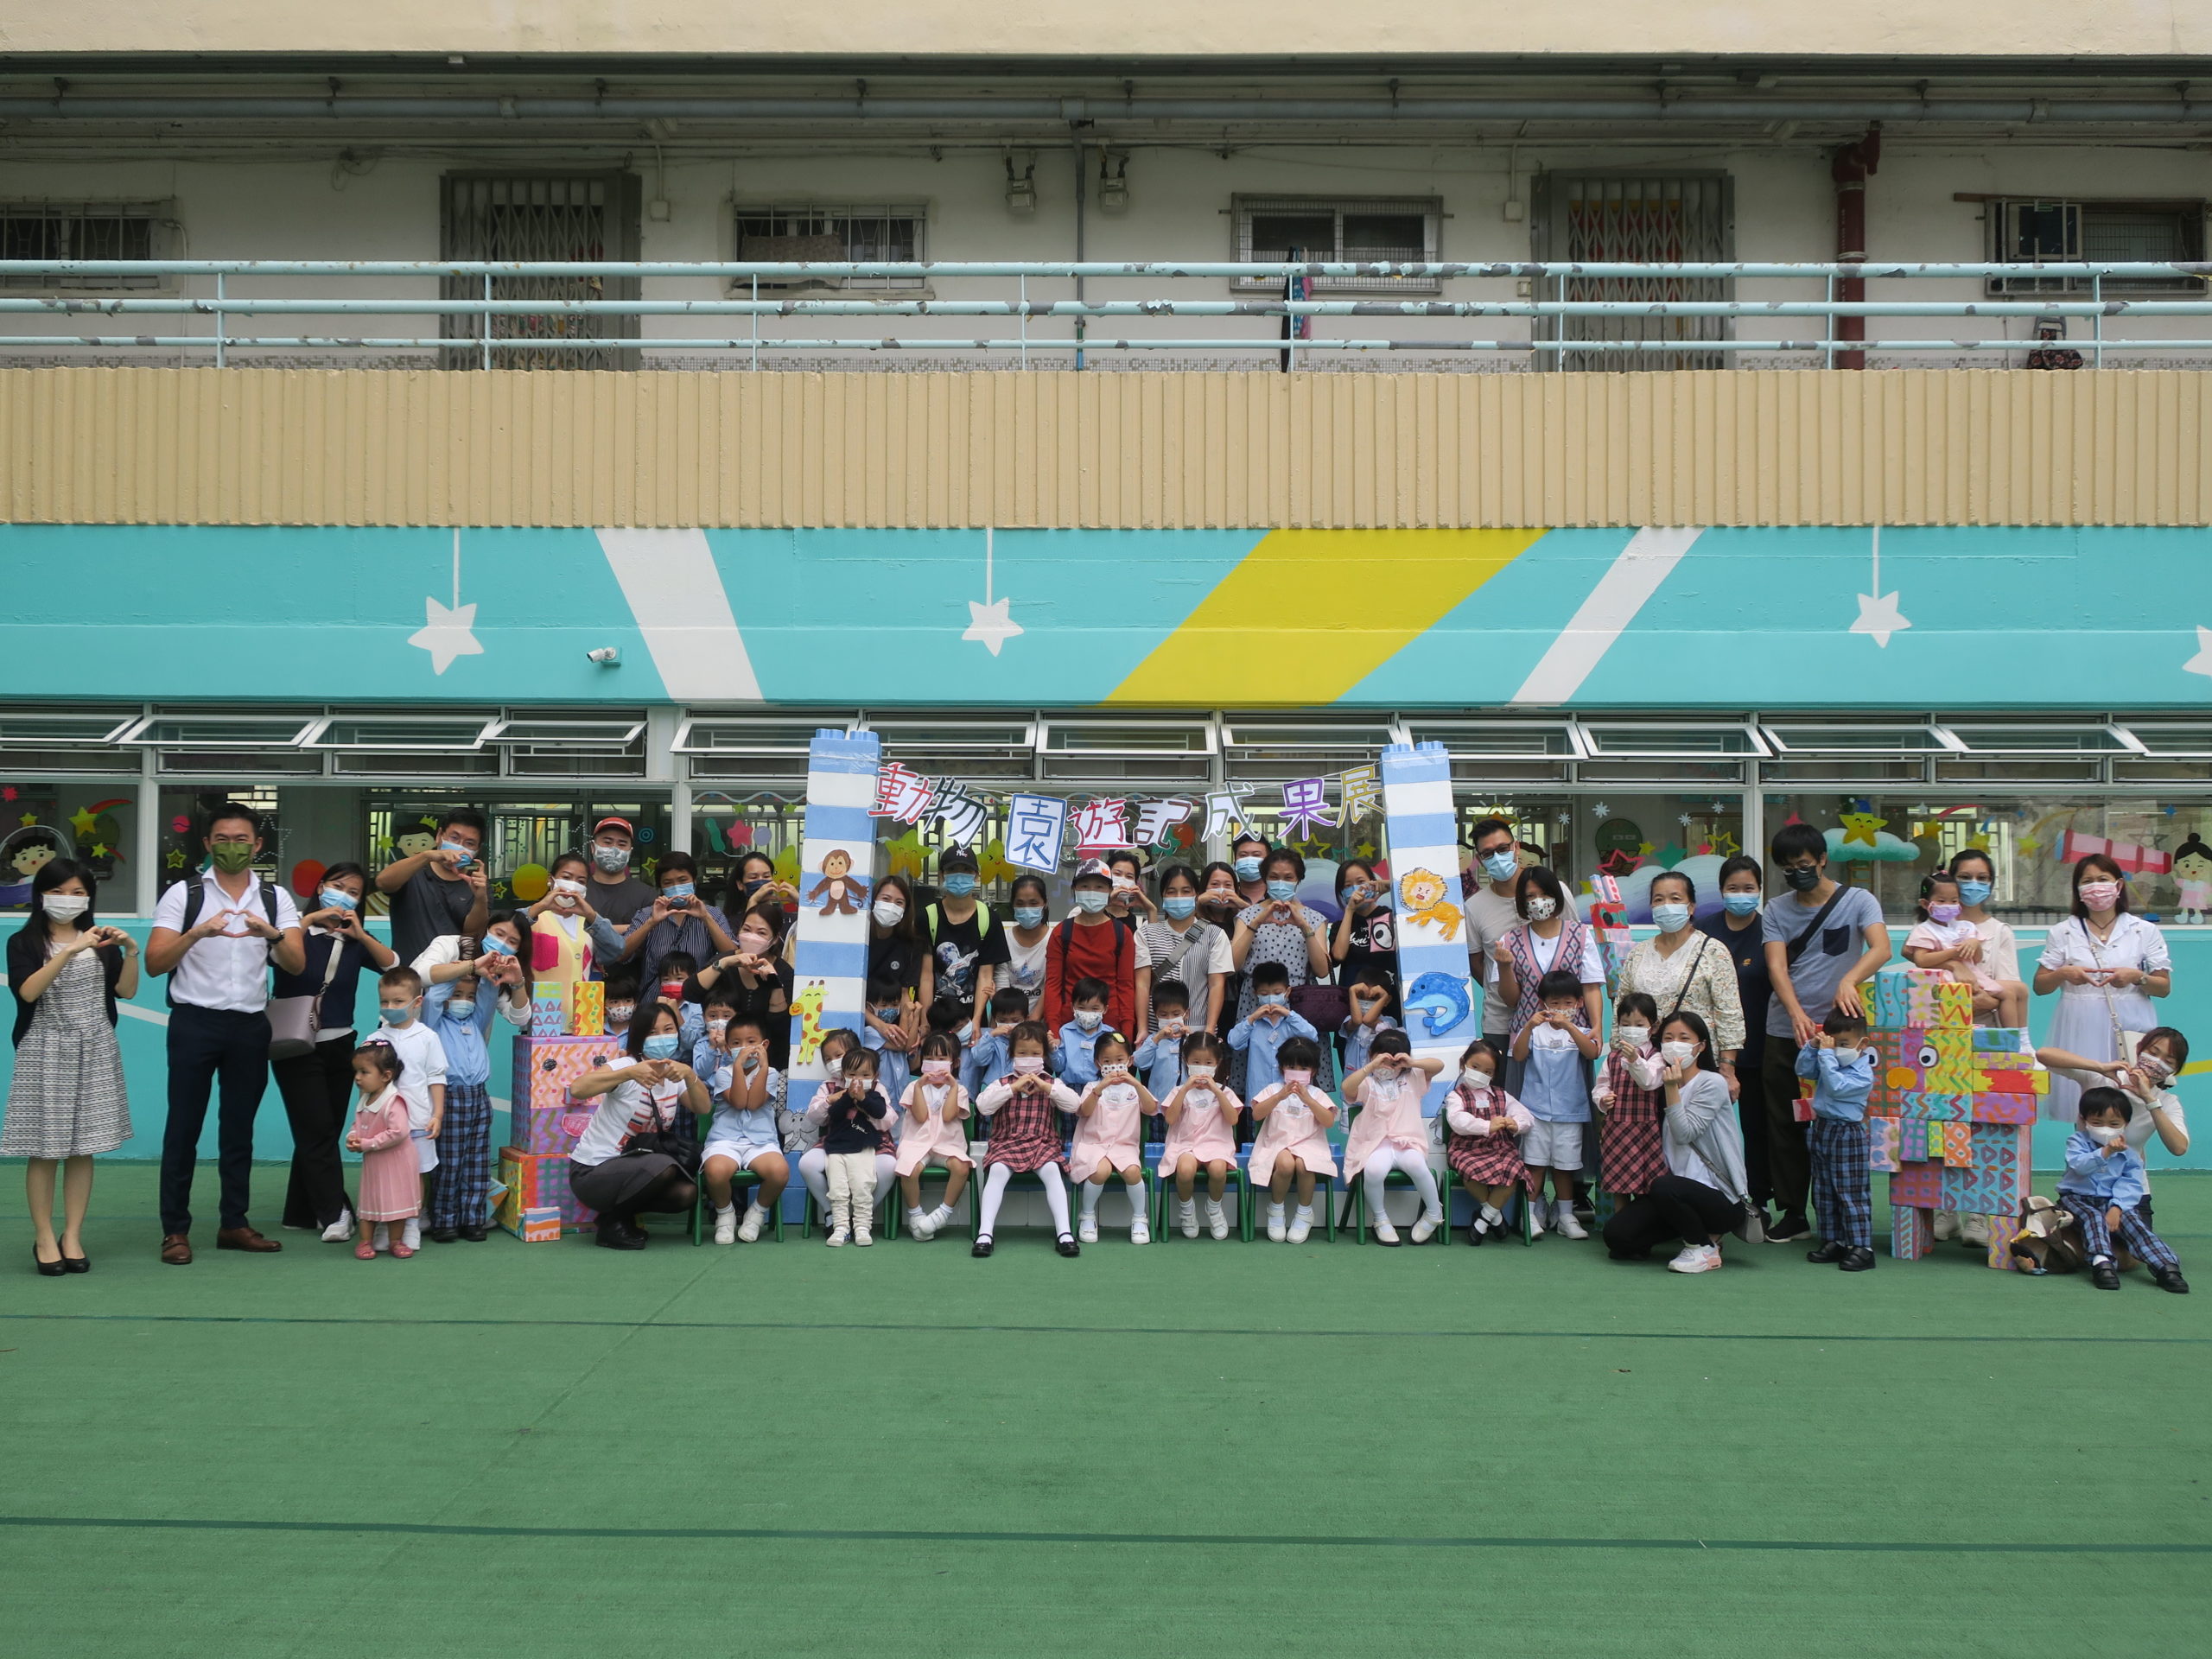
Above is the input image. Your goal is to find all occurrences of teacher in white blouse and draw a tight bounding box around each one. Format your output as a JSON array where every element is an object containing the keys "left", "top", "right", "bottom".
[
  {"left": 1618, "top": 869, "right": 1747, "bottom": 1098},
  {"left": 2033, "top": 853, "right": 2172, "bottom": 1122}
]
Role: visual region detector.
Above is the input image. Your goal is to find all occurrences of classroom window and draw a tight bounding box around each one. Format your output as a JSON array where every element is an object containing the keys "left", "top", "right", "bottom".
[{"left": 1230, "top": 195, "right": 1442, "bottom": 293}]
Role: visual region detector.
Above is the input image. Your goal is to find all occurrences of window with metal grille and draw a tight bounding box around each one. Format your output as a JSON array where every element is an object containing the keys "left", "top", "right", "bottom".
[
  {"left": 1986, "top": 199, "right": 2207, "bottom": 295},
  {"left": 439, "top": 173, "right": 642, "bottom": 370},
  {"left": 1230, "top": 196, "right": 1441, "bottom": 294},
  {"left": 731, "top": 204, "right": 927, "bottom": 290},
  {"left": 0, "top": 201, "right": 172, "bottom": 289},
  {"left": 1531, "top": 173, "right": 1733, "bottom": 372}
]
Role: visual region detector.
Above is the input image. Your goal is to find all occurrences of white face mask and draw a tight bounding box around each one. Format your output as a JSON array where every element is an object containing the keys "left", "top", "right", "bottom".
[
  {"left": 738, "top": 931, "right": 775, "bottom": 957},
  {"left": 41, "top": 893, "right": 89, "bottom": 922},
  {"left": 551, "top": 877, "right": 586, "bottom": 906},
  {"left": 1660, "top": 1040, "right": 1698, "bottom": 1066},
  {"left": 1185, "top": 1062, "right": 1216, "bottom": 1081},
  {"left": 872, "top": 899, "right": 906, "bottom": 927},
  {"left": 1073, "top": 1008, "right": 1103, "bottom": 1032},
  {"left": 1833, "top": 1043, "right": 1859, "bottom": 1059},
  {"left": 1614, "top": 1024, "right": 1649, "bottom": 1049},
  {"left": 2087, "top": 1122, "right": 2126, "bottom": 1145},
  {"left": 1522, "top": 895, "right": 1559, "bottom": 922},
  {"left": 1460, "top": 1068, "right": 1493, "bottom": 1090}
]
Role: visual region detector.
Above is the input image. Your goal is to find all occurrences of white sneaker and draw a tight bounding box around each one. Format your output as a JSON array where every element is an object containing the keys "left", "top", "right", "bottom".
[
  {"left": 1203, "top": 1198, "right": 1230, "bottom": 1240},
  {"left": 1266, "top": 1202, "right": 1287, "bottom": 1243},
  {"left": 1527, "top": 1208, "right": 1547, "bottom": 1240},
  {"left": 713, "top": 1206, "right": 737, "bottom": 1245},
  {"left": 1961, "top": 1212, "right": 1992, "bottom": 1246},
  {"left": 400, "top": 1218, "right": 421, "bottom": 1251},
  {"left": 1932, "top": 1209, "right": 1960, "bottom": 1242},
  {"left": 1554, "top": 1210, "right": 1590, "bottom": 1241},
  {"left": 1287, "top": 1205, "right": 1313, "bottom": 1244},
  {"left": 906, "top": 1208, "right": 936, "bottom": 1241},
  {"left": 1078, "top": 1215, "right": 1100, "bottom": 1245},
  {"left": 854, "top": 1224, "right": 873, "bottom": 1247},
  {"left": 1129, "top": 1214, "right": 1150, "bottom": 1245},
  {"left": 737, "top": 1203, "right": 767, "bottom": 1243},
  {"left": 1372, "top": 1214, "right": 1401, "bottom": 1245},
  {"left": 1177, "top": 1198, "right": 1200, "bottom": 1237},
  {"left": 1409, "top": 1210, "right": 1441, "bottom": 1244},
  {"left": 1667, "top": 1243, "right": 1723, "bottom": 1274},
  {"left": 925, "top": 1204, "right": 957, "bottom": 1235},
  {"left": 826, "top": 1224, "right": 849, "bottom": 1247},
  {"left": 321, "top": 1212, "right": 356, "bottom": 1243}
]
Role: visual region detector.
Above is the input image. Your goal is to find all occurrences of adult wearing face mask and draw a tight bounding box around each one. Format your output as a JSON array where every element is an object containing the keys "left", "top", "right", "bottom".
[
  {"left": 1618, "top": 871, "right": 1745, "bottom": 1096},
  {"left": 373, "top": 807, "right": 490, "bottom": 968},
  {"left": 865, "top": 870, "right": 932, "bottom": 1031},
  {"left": 524, "top": 850, "right": 624, "bottom": 991},
  {"left": 1945, "top": 849, "right": 2021, "bottom": 1029},
  {"left": 1044, "top": 860, "right": 1135, "bottom": 1036},
  {"left": 1230, "top": 834, "right": 1272, "bottom": 909},
  {"left": 922, "top": 846, "right": 1011, "bottom": 1039},
  {"left": 1137, "top": 863, "right": 1233, "bottom": 1036},
  {"left": 1462, "top": 817, "right": 1527, "bottom": 1046},
  {"left": 271, "top": 861, "right": 397, "bottom": 1243},
  {"left": 620, "top": 852, "right": 736, "bottom": 992},
  {"left": 1193, "top": 861, "right": 1246, "bottom": 1032},
  {"left": 2034, "top": 853, "right": 2173, "bottom": 1123},
  {"left": 1697, "top": 855, "right": 1774, "bottom": 1218},
  {"left": 1488, "top": 864, "right": 1605, "bottom": 1040},
  {"left": 694, "top": 902, "right": 796, "bottom": 1068},
  {"left": 1230, "top": 849, "right": 1333, "bottom": 1089},
  {"left": 1600, "top": 1011, "right": 1757, "bottom": 1274},
  {"left": 1001, "top": 874, "right": 1053, "bottom": 1016},
  {"left": 582, "top": 816, "right": 658, "bottom": 929},
  {"left": 567, "top": 1002, "right": 711, "bottom": 1250}
]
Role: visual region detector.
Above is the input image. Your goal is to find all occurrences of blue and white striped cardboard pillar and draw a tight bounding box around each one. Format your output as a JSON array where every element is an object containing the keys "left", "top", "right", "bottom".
[
  {"left": 1380, "top": 741, "right": 1478, "bottom": 1116},
  {"left": 786, "top": 728, "right": 883, "bottom": 1090}
]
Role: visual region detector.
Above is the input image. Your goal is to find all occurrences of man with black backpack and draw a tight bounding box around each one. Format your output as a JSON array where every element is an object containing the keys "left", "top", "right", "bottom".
[{"left": 144, "top": 802, "right": 305, "bottom": 1265}]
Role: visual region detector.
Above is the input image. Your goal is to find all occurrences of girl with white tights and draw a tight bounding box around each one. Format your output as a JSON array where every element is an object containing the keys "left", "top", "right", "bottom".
[
  {"left": 971, "top": 1020, "right": 1082, "bottom": 1258},
  {"left": 1338, "top": 1029, "right": 1446, "bottom": 1246},
  {"left": 794, "top": 1032, "right": 897, "bottom": 1230}
]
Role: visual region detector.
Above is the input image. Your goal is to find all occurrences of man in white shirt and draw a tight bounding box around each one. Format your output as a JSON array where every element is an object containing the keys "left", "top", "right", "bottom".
[{"left": 145, "top": 803, "right": 305, "bottom": 1265}]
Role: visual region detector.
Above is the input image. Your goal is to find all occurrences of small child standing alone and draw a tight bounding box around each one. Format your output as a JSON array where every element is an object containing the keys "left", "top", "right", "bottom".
[
  {"left": 2059, "top": 1087, "right": 2189, "bottom": 1294},
  {"left": 344, "top": 1043, "right": 419, "bottom": 1260},
  {"left": 1509, "top": 969, "right": 1599, "bottom": 1241},
  {"left": 1795, "top": 1009, "right": 1876, "bottom": 1272}
]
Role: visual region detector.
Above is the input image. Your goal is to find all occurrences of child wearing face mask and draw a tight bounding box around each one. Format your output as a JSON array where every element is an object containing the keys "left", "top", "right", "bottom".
[
  {"left": 1445, "top": 1039, "right": 1535, "bottom": 1244},
  {"left": 895, "top": 1029, "right": 975, "bottom": 1240},
  {"left": 2060, "top": 1087, "right": 2188, "bottom": 1294},
  {"left": 1338, "top": 1029, "right": 1447, "bottom": 1245},
  {"left": 698, "top": 1007, "right": 788, "bottom": 1244},
  {"left": 1227, "top": 962, "right": 1319, "bottom": 1099},
  {"left": 1509, "top": 969, "right": 1599, "bottom": 1241},
  {"left": 1339, "top": 967, "right": 1400, "bottom": 1075},
  {"left": 965, "top": 987, "right": 1031, "bottom": 1101},
  {"left": 1904, "top": 871, "right": 2028, "bottom": 1028},
  {"left": 783, "top": 1027, "right": 856, "bottom": 1158},
  {"left": 1070, "top": 1029, "right": 1157, "bottom": 1244},
  {"left": 1591, "top": 991, "right": 1667, "bottom": 1206},
  {"left": 421, "top": 922, "right": 531, "bottom": 1242},
  {"left": 1158, "top": 1032, "right": 1243, "bottom": 1238},
  {"left": 1795, "top": 1009, "right": 1876, "bottom": 1271},
  {"left": 1132, "top": 980, "right": 1194, "bottom": 1124},
  {"left": 600, "top": 970, "right": 641, "bottom": 1043},
  {"left": 808, "top": 1050, "right": 894, "bottom": 1247},
  {"left": 856, "top": 973, "right": 915, "bottom": 1107},
  {"left": 971, "top": 1020, "right": 1083, "bottom": 1257},
  {"left": 1247, "top": 1035, "right": 1338, "bottom": 1243},
  {"left": 1055, "top": 977, "right": 1118, "bottom": 1090},
  {"left": 372, "top": 966, "right": 448, "bottom": 1252}
]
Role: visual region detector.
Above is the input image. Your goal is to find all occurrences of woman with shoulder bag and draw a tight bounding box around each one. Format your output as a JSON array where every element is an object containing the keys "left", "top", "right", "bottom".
[
  {"left": 1618, "top": 869, "right": 1746, "bottom": 1097},
  {"left": 271, "top": 861, "right": 397, "bottom": 1244},
  {"left": 567, "top": 1001, "right": 713, "bottom": 1250},
  {"left": 1135, "top": 863, "right": 1232, "bottom": 1036}
]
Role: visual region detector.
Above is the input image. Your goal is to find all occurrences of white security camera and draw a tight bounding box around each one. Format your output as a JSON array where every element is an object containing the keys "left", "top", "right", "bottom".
[{"left": 585, "top": 646, "right": 621, "bottom": 666}]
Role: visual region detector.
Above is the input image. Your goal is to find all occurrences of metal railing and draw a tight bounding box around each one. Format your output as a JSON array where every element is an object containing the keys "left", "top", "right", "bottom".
[{"left": 2, "top": 259, "right": 2209, "bottom": 365}]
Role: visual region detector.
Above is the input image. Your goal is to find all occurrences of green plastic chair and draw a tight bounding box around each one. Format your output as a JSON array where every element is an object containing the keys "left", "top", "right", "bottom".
[
  {"left": 1334, "top": 1102, "right": 1446, "bottom": 1246},
  {"left": 1244, "top": 1148, "right": 1336, "bottom": 1243},
  {"left": 689, "top": 1166, "right": 786, "bottom": 1245},
  {"left": 1151, "top": 1154, "right": 1249, "bottom": 1243},
  {"left": 884, "top": 1161, "right": 979, "bottom": 1240},
  {"left": 1440, "top": 1166, "right": 1537, "bottom": 1247}
]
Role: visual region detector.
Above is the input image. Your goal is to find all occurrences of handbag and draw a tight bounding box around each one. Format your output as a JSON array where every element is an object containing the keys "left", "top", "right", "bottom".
[
  {"left": 1288, "top": 982, "right": 1349, "bottom": 1031},
  {"left": 267, "top": 932, "right": 346, "bottom": 1062},
  {"left": 2082, "top": 923, "right": 2144, "bottom": 1065}
]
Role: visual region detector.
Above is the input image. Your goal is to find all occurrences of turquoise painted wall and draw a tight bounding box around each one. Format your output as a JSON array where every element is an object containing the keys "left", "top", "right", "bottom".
[{"left": 3, "top": 918, "right": 2205, "bottom": 1173}]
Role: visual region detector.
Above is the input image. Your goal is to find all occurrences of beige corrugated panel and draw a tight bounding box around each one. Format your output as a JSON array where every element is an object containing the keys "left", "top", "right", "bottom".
[{"left": 2, "top": 366, "right": 2209, "bottom": 528}]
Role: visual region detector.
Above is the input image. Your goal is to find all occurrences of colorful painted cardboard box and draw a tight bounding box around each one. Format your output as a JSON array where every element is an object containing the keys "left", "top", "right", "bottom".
[
  {"left": 509, "top": 1033, "right": 623, "bottom": 1156},
  {"left": 1866, "top": 963, "right": 2046, "bottom": 1269},
  {"left": 494, "top": 1145, "right": 595, "bottom": 1236},
  {"left": 569, "top": 979, "right": 605, "bottom": 1037}
]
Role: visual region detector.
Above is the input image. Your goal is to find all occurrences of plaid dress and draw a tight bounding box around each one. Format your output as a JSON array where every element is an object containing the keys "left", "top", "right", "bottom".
[
  {"left": 981, "top": 1084, "right": 1067, "bottom": 1174},
  {"left": 1446, "top": 1098, "right": 1535, "bottom": 1192},
  {"left": 1598, "top": 1049, "right": 1668, "bottom": 1198}
]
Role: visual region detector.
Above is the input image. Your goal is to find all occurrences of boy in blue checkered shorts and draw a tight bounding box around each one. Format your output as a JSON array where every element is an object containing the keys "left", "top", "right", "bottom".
[
  {"left": 1796, "top": 1009, "right": 1876, "bottom": 1273},
  {"left": 2061, "top": 1087, "right": 2189, "bottom": 1294}
]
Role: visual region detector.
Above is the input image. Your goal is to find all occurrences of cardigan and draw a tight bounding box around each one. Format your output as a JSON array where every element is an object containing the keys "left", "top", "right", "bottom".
[{"left": 7, "top": 925, "right": 125, "bottom": 1048}]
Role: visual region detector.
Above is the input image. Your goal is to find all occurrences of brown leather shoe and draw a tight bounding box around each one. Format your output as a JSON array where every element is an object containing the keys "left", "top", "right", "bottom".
[
  {"left": 215, "top": 1227, "right": 282, "bottom": 1254},
  {"left": 161, "top": 1234, "right": 193, "bottom": 1265}
]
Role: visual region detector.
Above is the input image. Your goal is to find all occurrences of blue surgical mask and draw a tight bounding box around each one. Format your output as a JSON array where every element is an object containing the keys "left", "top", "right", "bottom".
[
  {"left": 1480, "top": 850, "right": 1519, "bottom": 883},
  {"left": 641, "top": 1033, "right": 680, "bottom": 1060},
  {"left": 1073, "top": 890, "right": 1109, "bottom": 914},
  {"left": 664, "top": 882, "right": 695, "bottom": 901},
  {"left": 1265, "top": 880, "right": 1297, "bottom": 901},
  {"left": 319, "top": 887, "right": 358, "bottom": 912},
  {"left": 440, "top": 840, "right": 474, "bottom": 866},
  {"left": 1234, "top": 856, "right": 1262, "bottom": 882},
  {"left": 378, "top": 1005, "right": 414, "bottom": 1027},
  {"left": 941, "top": 873, "right": 979, "bottom": 897},
  {"left": 1162, "top": 894, "right": 1198, "bottom": 920},
  {"left": 447, "top": 998, "right": 476, "bottom": 1020},
  {"left": 1957, "top": 879, "right": 1993, "bottom": 907},
  {"left": 1014, "top": 905, "right": 1045, "bottom": 928},
  {"left": 1651, "top": 902, "right": 1692, "bottom": 933},
  {"left": 1722, "top": 892, "right": 1761, "bottom": 917},
  {"left": 478, "top": 935, "right": 513, "bottom": 957}
]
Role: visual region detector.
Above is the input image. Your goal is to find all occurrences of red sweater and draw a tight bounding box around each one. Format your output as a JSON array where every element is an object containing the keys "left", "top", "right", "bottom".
[{"left": 1043, "top": 918, "right": 1135, "bottom": 1036}]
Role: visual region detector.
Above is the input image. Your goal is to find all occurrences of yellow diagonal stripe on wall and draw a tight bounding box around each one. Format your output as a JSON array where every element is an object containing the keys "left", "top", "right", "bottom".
[{"left": 1108, "top": 528, "right": 1546, "bottom": 706}]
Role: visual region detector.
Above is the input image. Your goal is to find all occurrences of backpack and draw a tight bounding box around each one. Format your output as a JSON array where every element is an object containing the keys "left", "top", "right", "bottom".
[{"left": 164, "top": 877, "right": 283, "bottom": 1007}]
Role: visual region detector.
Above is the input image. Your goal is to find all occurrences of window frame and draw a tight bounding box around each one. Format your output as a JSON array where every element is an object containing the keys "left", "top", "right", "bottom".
[
  {"left": 0, "top": 200, "right": 177, "bottom": 291},
  {"left": 1984, "top": 196, "right": 2209, "bottom": 296},
  {"left": 728, "top": 201, "right": 931, "bottom": 293},
  {"left": 1229, "top": 194, "right": 1443, "bottom": 295}
]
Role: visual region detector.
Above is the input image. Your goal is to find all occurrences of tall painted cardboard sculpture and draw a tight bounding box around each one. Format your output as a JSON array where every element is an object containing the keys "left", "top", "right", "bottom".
[
  {"left": 1858, "top": 962, "right": 2047, "bottom": 1268},
  {"left": 1380, "top": 742, "right": 1479, "bottom": 1126},
  {"left": 786, "top": 728, "right": 883, "bottom": 1095}
]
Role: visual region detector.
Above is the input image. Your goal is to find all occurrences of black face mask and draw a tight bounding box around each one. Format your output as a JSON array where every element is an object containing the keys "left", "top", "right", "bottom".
[{"left": 1783, "top": 865, "right": 1822, "bottom": 893}]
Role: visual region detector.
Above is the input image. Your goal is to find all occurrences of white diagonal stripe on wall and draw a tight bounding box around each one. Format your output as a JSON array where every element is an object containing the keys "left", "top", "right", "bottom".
[
  {"left": 595, "top": 528, "right": 762, "bottom": 702},
  {"left": 1510, "top": 526, "right": 1704, "bottom": 707}
]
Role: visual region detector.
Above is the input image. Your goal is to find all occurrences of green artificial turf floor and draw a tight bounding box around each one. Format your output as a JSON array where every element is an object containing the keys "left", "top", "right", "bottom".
[{"left": 2, "top": 1162, "right": 2209, "bottom": 1659}]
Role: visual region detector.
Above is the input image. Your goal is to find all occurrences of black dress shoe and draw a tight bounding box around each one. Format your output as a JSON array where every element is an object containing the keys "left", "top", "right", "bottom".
[
  {"left": 1806, "top": 1240, "right": 1849, "bottom": 1264},
  {"left": 1838, "top": 1247, "right": 1876, "bottom": 1272},
  {"left": 2091, "top": 1262, "right": 2122, "bottom": 1290},
  {"left": 2152, "top": 1268, "right": 2190, "bottom": 1294},
  {"left": 426, "top": 1227, "right": 460, "bottom": 1244},
  {"left": 61, "top": 1252, "right": 90, "bottom": 1274},
  {"left": 458, "top": 1226, "right": 488, "bottom": 1243},
  {"left": 1766, "top": 1214, "right": 1813, "bottom": 1243},
  {"left": 970, "top": 1236, "right": 995, "bottom": 1258},
  {"left": 594, "top": 1222, "right": 646, "bottom": 1251},
  {"left": 33, "top": 1246, "right": 65, "bottom": 1277},
  {"left": 1055, "top": 1233, "right": 1081, "bottom": 1257}
]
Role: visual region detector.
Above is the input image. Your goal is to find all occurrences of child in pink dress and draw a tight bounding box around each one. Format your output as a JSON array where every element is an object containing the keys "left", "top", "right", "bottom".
[
  {"left": 894, "top": 1030, "right": 975, "bottom": 1241},
  {"left": 1904, "top": 870, "right": 2028, "bottom": 1027},
  {"left": 1591, "top": 991, "right": 1668, "bottom": 1203},
  {"left": 1444, "top": 1038, "right": 1535, "bottom": 1244},
  {"left": 1070, "top": 1028, "right": 1158, "bottom": 1245},
  {"left": 971, "top": 1020, "right": 1082, "bottom": 1258},
  {"left": 1247, "top": 1034, "right": 1338, "bottom": 1243},
  {"left": 345, "top": 1042, "right": 421, "bottom": 1260},
  {"left": 1338, "top": 1027, "right": 1447, "bottom": 1245},
  {"left": 1159, "top": 1032, "right": 1243, "bottom": 1239}
]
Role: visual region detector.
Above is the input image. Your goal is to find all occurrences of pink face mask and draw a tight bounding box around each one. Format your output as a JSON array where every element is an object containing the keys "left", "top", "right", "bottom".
[
  {"left": 1012, "top": 1054, "right": 1046, "bottom": 1075},
  {"left": 1281, "top": 1068, "right": 1313, "bottom": 1088},
  {"left": 2079, "top": 880, "right": 2121, "bottom": 912},
  {"left": 920, "top": 1058, "right": 952, "bottom": 1080},
  {"left": 1927, "top": 902, "right": 1961, "bottom": 924}
]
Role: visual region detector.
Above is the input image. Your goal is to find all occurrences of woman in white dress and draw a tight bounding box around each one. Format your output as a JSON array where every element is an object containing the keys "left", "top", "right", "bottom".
[{"left": 2033, "top": 853, "right": 2171, "bottom": 1122}]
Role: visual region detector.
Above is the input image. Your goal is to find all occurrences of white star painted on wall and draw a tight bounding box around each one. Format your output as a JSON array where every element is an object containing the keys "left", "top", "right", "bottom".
[
  {"left": 1851, "top": 589, "right": 1911, "bottom": 649},
  {"left": 408, "top": 529, "right": 483, "bottom": 675},
  {"left": 2185, "top": 626, "right": 2212, "bottom": 680},
  {"left": 961, "top": 525, "right": 1023, "bottom": 657}
]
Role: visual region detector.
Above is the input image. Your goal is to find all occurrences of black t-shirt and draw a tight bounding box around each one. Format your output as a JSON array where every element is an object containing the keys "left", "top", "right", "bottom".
[
  {"left": 1338, "top": 906, "right": 1400, "bottom": 997},
  {"left": 869, "top": 931, "right": 927, "bottom": 999},
  {"left": 696, "top": 957, "right": 798, "bottom": 1071},
  {"left": 924, "top": 900, "right": 1013, "bottom": 1012},
  {"left": 271, "top": 929, "right": 378, "bottom": 1037},
  {"left": 587, "top": 874, "right": 657, "bottom": 928},
  {"left": 388, "top": 865, "right": 474, "bottom": 966},
  {"left": 1697, "top": 912, "right": 1772, "bottom": 1064}
]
